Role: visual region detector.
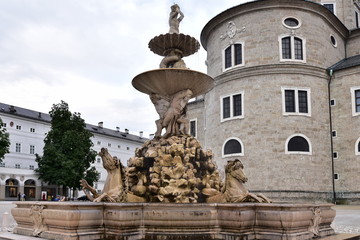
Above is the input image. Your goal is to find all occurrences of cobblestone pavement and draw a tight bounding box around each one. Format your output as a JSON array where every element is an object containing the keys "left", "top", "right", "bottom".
[{"left": 0, "top": 202, "right": 358, "bottom": 234}]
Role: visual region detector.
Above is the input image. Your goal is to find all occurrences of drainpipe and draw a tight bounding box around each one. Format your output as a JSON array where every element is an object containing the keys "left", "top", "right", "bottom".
[{"left": 327, "top": 68, "right": 336, "bottom": 204}]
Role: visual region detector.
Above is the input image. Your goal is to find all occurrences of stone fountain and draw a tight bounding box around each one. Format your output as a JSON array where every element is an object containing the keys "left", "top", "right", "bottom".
[{"left": 11, "top": 4, "right": 336, "bottom": 240}]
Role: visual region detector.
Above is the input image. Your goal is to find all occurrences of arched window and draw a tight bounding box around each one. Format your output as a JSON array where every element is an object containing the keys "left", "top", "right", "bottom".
[
  {"left": 5, "top": 179, "right": 19, "bottom": 198},
  {"left": 25, "top": 179, "right": 36, "bottom": 199},
  {"left": 279, "top": 35, "right": 306, "bottom": 62},
  {"left": 223, "top": 42, "right": 244, "bottom": 71},
  {"left": 286, "top": 134, "right": 312, "bottom": 155},
  {"left": 222, "top": 137, "right": 244, "bottom": 157},
  {"left": 355, "top": 137, "right": 360, "bottom": 155}
]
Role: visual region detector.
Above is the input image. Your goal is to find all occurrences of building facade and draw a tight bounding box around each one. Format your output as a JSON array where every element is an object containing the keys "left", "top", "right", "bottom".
[
  {"left": 0, "top": 102, "right": 146, "bottom": 201},
  {"left": 188, "top": 0, "right": 360, "bottom": 203}
]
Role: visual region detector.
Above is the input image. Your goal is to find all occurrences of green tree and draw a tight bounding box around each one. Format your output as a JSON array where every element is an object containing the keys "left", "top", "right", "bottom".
[
  {"left": 0, "top": 118, "right": 10, "bottom": 161},
  {"left": 35, "top": 101, "right": 99, "bottom": 196}
]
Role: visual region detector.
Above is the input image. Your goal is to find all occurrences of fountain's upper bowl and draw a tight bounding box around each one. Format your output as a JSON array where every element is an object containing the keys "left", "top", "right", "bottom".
[
  {"left": 149, "top": 33, "right": 200, "bottom": 57},
  {"left": 132, "top": 68, "right": 214, "bottom": 98}
]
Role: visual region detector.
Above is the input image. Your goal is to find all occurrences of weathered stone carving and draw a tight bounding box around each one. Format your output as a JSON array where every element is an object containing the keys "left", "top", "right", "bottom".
[
  {"left": 30, "top": 203, "right": 46, "bottom": 236},
  {"left": 223, "top": 159, "right": 271, "bottom": 203},
  {"left": 169, "top": 4, "right": 184, "bottom": 34},
  {"left": 127, "top": 135, "right": 222, "bottom": 203},
  {"left": 309, "top": 207, "right": 322, "bottom": 236},
  {"left": 151, "top": 89, "right": 193, "bottom": 138},
  {"left": 86, "top": 4, "right": 270, "bottom": 204},
  {"left": 81, "top": 148, "right": 127, "bottom": 202},
  {"left": 220, "top": 21, "right": 246, "bottom": 40}
]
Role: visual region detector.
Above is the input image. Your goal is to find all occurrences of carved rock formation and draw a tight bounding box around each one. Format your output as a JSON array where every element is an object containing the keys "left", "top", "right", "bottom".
[{"left": 127, "top": 135, "right": 222, "bottom": 203}]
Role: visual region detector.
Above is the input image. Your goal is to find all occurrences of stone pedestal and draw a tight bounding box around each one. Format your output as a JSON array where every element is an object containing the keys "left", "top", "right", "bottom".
[{"left": 12, "top": 202, "right": 336, "bottom": 240}]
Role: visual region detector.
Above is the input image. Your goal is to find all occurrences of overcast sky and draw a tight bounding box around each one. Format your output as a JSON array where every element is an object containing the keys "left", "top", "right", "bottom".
[{"left": 0, "top": 0, "right": 251, "bottom": 137}]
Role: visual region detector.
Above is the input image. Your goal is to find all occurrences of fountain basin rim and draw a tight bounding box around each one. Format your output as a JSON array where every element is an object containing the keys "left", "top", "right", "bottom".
[{"left": 132, "top": 68, "right": 214, "bottom": 97}]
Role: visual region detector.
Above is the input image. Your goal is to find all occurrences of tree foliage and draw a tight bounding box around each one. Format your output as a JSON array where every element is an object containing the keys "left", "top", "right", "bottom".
[
  {"left": 0, "top": 118, "right": 10, "bottom": 161},
  {"left": 35, "top": 101, "right": 99, "bottom": 193}
]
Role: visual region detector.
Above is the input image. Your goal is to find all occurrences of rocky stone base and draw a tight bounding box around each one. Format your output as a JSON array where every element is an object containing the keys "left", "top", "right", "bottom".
[{"left": 12, "top": 202, "right": 336, "bottom": 240}]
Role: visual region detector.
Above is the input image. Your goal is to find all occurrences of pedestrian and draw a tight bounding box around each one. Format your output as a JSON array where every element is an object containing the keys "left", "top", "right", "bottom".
[
  {"left": 18, "top": 192, "right": 21, "bottom": 201},
  {"left": 20, "top": 193, "right": 26, "bottom": 201}
]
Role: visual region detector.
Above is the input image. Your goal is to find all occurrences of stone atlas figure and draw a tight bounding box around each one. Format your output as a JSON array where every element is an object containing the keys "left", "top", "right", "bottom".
[{"left": 81, "top": 4, "right": 271, "bottom": 204}]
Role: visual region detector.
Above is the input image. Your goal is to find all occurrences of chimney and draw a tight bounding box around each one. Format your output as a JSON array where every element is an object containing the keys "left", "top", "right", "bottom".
[
  {"left": 149, "top": 134, "right": 155, "bottom": 139},
  {"left": 116, "top": 127, "right": 120, "bottom": 132},
  {"left": 98, "top": 122, "right": 103, "bottom": 128},
  {"left": 125, "top": 129, "right": 129, "bottom": 134},
  {"left": 139, "top": 131, "right": 143, "bottom": 138},
  {"left": 38, "top": 112, "right": 42, "bottom": 118}
]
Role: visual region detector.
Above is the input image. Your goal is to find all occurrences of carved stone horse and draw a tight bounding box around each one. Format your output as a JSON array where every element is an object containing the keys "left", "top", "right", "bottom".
[
  {"left": 223, "top": 159, "right": 271, "bottom": 203},
  {"left": 80, "top": 148, "right": 127, "bottom": 202}
]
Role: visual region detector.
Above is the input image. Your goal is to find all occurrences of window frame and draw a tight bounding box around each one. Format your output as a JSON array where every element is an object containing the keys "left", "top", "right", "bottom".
[
  {"left": 189, "top": 118, "right": 197, "bottom": 138},
  {"left": 356, "top": 10, "right": 359, "bottom": 28},
  {"left": 350, "top": 87, "right": 360, "bottom": 116},
  {"left": 220, "top": 91, "right": 244, "bottom": 122},
  {"left": 281, "top": 87, "right": 311, "bottom": 117},
  {"left": 285, "top": 134, "right": 312, "bottom": 155},
  {"left": 222, "top": 42, "right": 245, "bottom": 71},
  {"left": 321, "top": 2, "right": 336, "bottom": 15},
  {"left": 222, "top": 137, "right": 244, "bottom": 158},
  {"left": 355, "top": 137, "right": 360, "bottom": 155},
  {"left": 15, "top": 143, "right": 21, "bottom": 153},
  {"left": 279, "top": 35, "right": 306, "bottom": 63},
  {"left": 282, "top": 16, "right": 302, "bottom": 29},
  {"left": 30, "top": 145, "right": 35, "bottom": 154}
]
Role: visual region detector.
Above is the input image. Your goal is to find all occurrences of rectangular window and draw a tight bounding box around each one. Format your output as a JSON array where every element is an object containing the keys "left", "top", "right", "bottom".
[
  {"left": 334, "top": 173, "right": 339, "bottom": 180},
  {"left": 233, "top": 94, "right": 242, "bottom": 117},
  {"left": 222, "top": 96, "right": 231, "bottom": 119},
  {"left": 225, "top": 47, "right": 232, "bottom": 69},
  {"left": 16, "top": 143, "right": 21, "bottom": 153},
  {"left": 282, "top": 37, "right": 291, "bottom": 59},
  {"left": 234, "top": 44, "right": 242, "bottom": 65},
  {"left": 15, "top": 164, "right": 20, "bottom": 169},
  {"left": 221, "top": 92, "right": 244, "bottom": 121},
  {"left": 16, "top": 125, "right": 21, "bottom": 130},
  {"left": 97, "top": 141, "right": 101, "bottom": 145},
  {"left": 223, "top": 43, "right": 244, "bottom": 70},
  {"left": 2, "top": 122, "right": 6, "bottom": 128},
  {"left": 323, "top": 3, "right": 334, "bottom": 13},
  {"left": 330, "top": 99, "right": 336, "bottom": 106},
  {"left": 190, "top": 119, "right": 197, "bottom": 138},
  {"left": 298, "top": 90, "right": 308, "bottom": 113},
  {"left": 30, "top": 128, "right": 35, "bottom": 133},
  {"left": 282, "top": 87, "right": 311, "bottom": 116},
  {"left": 333, "top": 152, "right": 338, "bottom": 159},
  {"left": 332, "top": 131, "right": 337, "bottom": 137},
  {"left": 29, "top": 165, "right": 34, "bottom": 170},
  {"left": 294, "top": 37, "right": 303, "bottom": 60},
  {"left": 356, "top": 90, "right": 360, "bottom": 112},
  {"left": 0, "top": 162, "right": 5, "bottom": 167},
  {"left": 108, "top": 143, "right": 111, "bottom": 147},
  {"left": 30, "top": 145, "right": 35, "bottom": 154},
  {"left": 285, "top": 90, "right": 295, "bottom": 112}
]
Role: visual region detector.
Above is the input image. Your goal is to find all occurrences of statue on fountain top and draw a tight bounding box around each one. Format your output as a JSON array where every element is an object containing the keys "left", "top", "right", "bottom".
[{"left": 169, "top": 4, "right": 184, "bottom": 34}]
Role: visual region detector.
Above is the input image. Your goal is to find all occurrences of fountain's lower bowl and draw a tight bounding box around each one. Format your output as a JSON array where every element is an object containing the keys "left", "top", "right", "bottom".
[
  {"left": 12, "top": 202, "right": 336, "bottom": 240},
  {"left": 132, "top": 68, "right": 214, "bottom": 97}
]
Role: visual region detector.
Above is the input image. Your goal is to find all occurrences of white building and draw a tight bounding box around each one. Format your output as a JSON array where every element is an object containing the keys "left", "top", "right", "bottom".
[{"left": 0, "top": 102, "right": 146, "bottom": 201}]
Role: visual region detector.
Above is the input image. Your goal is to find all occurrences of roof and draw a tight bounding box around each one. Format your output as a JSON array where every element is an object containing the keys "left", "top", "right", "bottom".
[
  {"left": 328, "top": 54, "right": 360, "bottom": 72},
  {"left": 0, "top": 102, "right": 147, "bottom": 143}
]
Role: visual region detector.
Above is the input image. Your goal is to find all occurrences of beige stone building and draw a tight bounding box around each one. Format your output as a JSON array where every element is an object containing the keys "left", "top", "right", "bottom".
[{"left": 188, "top": 0, "right": 360, "bottom": 203}]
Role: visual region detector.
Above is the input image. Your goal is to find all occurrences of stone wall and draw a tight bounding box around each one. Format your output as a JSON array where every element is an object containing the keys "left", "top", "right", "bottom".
[
  {"left": 201, "top": 0, "right": 347, "bottom": 78},
  {"left": 330, "top": 66, "right": 360, "bottom": 194},
  {"left": 201, "top": 65, "right": 333, "bottom": 194}
]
